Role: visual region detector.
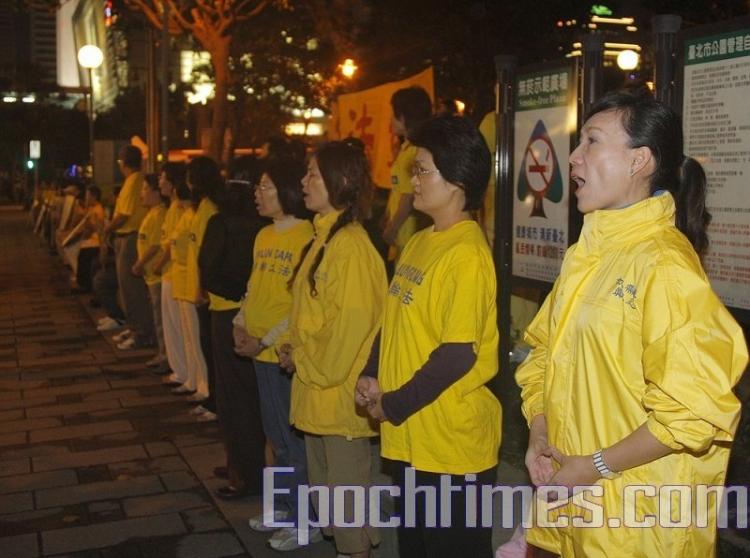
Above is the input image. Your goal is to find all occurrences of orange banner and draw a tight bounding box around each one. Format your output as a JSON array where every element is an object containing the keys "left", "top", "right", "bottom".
[{"left": 331, "top": 67, "right": 434, "bottom": 189}]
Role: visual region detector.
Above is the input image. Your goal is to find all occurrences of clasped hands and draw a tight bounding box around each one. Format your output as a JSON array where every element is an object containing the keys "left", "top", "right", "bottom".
[{"left": 355, "top": 376, "right": 387, "bottom": 422}]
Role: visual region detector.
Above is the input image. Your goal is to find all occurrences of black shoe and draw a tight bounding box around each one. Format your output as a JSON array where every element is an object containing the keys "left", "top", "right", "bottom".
[{"left": 214, "top": 485, "right": 248, "bottom": 500}]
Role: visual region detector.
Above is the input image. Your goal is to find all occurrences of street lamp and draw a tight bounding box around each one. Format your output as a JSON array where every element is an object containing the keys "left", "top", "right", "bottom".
[
  {"left": 339, "top": 58, "right": 358, "bottom": 79},
  {"left": 616, "top": 49, "right": 639, "bottom": 71},
  {"left": 77, "top": 45, "right": 104, "bottom": 178}
]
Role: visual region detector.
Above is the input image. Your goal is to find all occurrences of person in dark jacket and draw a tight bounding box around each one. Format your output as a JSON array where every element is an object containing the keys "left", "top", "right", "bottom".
[{"left": 198, "top": 156, "right": 267, "bottom": 499}]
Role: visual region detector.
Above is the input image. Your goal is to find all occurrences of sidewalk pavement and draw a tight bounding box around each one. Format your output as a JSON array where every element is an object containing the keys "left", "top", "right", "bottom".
[{"left": 0, "top": 206, "right": 527, "bottom": 558}]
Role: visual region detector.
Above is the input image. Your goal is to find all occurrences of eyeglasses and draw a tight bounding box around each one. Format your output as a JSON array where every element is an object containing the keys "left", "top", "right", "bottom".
[{"left": 410, "top": 164, "right": 440, "bottom": 179}]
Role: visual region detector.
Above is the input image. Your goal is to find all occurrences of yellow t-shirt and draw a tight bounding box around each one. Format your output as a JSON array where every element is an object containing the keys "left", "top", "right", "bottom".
[
  {"left": 385, "top": 141, "right": 418, "bottom": 259},
  {"left": 170, "top": 207, "right": 194, "bottom": 301},
  {"left": 379, "top": 219, "right": 501, "bottom": 474},
  {"left": 289, "top": 210, "right": 387, "bottom": 438},
  {"left": 244, "top": 220, "right": 314, "bottom": 363},
  {"left": 185, "top": 198, "right": 218, "bottom": 306},
  {"left": 80, "top": 203, "right": 105, "bottom": 249},
  {"left": 159, "top": 199, "right": 185, "bottom": 282},
  {"left": 137, "top": 205, "right": 166, "bottom": 286},
  {"left": 114, "top": 171, "right": 148, "bottom": 234}
]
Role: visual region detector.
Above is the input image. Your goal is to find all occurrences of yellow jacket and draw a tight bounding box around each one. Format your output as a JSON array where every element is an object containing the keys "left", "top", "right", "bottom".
[
  {"left": 516, "top": 193, "right": 747, "bottom": 557},
  {"left": 289, "top": 210, "right": 387, "bottom": 438}
]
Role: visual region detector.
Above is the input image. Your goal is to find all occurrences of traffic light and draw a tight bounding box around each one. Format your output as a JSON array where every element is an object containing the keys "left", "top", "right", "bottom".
[{"left": 26, "top": 160, "right": 35, "bottom": 170}]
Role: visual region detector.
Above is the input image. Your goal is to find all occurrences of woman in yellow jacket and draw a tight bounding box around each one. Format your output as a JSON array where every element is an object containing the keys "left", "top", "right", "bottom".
[
  {"left": 356, "top": 115, "right": 500, "bottom": 558},
  {"left": 279, "top": 139, "right": 387, "bottom": 558},
  {"left": 516, "top": 90, "right": 748, "bottom": 557}
]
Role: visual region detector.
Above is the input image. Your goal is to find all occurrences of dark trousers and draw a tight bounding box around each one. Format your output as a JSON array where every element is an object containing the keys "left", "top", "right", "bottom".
[
  {"left": 93, "top": 263, "right": 125, "bottom": 321},
  {"left": 389, "top": 460, "right": 496, "bottom": 558},
  {"left": 76, "top": 247, "right": 99, "bottom": 292},
  {"left": 211, "top": 309, "right": 266, "bottom": 492},
  {"left": 114, "top": 233, "right": 154, "bottom": 346},
  {"left": 196, "top": 303, "right": 215, "bottom": 412}
]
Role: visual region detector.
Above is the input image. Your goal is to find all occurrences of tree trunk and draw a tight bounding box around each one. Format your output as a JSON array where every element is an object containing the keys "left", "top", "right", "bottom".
[{"left": 208, "top": 40, "right": 230, "bottom": 164}]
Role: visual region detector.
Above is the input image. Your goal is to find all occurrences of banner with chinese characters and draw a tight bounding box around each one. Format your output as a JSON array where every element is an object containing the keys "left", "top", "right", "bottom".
[
  {"left": 331, "top": 67, "right": 434, "bottom": 189},
  {"left": 512, "top": 65, "right": 576, "bottom": 283},
  {"left": 682, "top": 25, "right": 750, "bottom": 311}
]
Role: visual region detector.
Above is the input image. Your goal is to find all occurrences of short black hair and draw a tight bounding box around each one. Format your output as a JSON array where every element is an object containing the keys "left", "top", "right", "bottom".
[
  {"left": 87, "top": 186, "right": 101, "bottom": 201},
  {"left": 119, "top": 145, "right": 142, "bottom": 170},
  {"left": 228, "top": 155, "right": 263, "bottom": 187},
  {"left": 160, "top": 162, "right": 187, "bottom": 190},
  {"left": 264, "top": 156, "right": 309, "bottom": 218},
  {"left": 187, "top": 156, "right": 223, "bottom": 205},
  {"left": 391, "top": 87, "right": 432, "bottom": 135},
  {"left": 410, "top": 115, "right": 491, "bottom": 212}
]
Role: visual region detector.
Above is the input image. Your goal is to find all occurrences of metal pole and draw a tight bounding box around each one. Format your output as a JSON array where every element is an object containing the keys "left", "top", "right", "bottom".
[
  {"left": 160, "top": 5, "right": 170, "bottom": 163},
  {"left": 581, "top": 34, "right": 604, "bottom": 118},
  {"left": 494, "top": 54, "right": 517, "bottom": 385},
  {"left": 146, "top": 26, "right": 157, "bottom": 172},
  {"left": 88, "top": 67, "right": 95, "bottom": 181},
  {"left": 652, "top": 15, "right": 682, "bottom": 108}
]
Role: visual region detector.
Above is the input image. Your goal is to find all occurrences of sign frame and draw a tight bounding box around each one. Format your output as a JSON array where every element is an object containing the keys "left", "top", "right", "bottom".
[
  {"left": 511, "top": 59, "right": 579, "bottom": 290},
  {"left": 675, "top": 15, "right": 750, "bottom": 324}
]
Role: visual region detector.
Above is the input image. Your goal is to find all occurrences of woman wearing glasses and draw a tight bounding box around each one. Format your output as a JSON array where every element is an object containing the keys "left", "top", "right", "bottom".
[
  {"left": 278, "top": 139, "right": 387, "bottom": 557},
  {"left": 233, "top": 157, "right": 314, "bottom": 544},
  {"left": 356, "top": 115, "right": 500, "bottom": 558}
]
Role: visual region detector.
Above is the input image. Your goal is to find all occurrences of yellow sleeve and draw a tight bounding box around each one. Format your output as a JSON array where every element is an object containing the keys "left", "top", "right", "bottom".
[
  {"left": 641, "top": 260, "right": 746, "bottom": 452},
  {"left": 391, "top": 145, "right": 416, "bottom": 195},
  {"left": 515, "top": 279, "right": 559, "bottom": 426},
  {"left": 294, "top": 252, "right": 382, "bottom": 389}
]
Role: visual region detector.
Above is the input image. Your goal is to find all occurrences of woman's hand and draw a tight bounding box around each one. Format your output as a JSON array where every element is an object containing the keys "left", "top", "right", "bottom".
[
  {"left": 547, "top": 447, "right": 601, "bottom": 491},
  {"left": 131, "top": 261, "right": 144, "bottom": 277},
  {"left": 525, "top": 414, "right": 556, "bottom": 487},
  {"left": 278, "top": 343, "right": 295, "bottom": 374},
  {"left": 233, "top": 327, "right": 260, "bottom": 357},
  {"left": 355, "top": 376, "right": 381, "bottom": 407},
  {"left": 365, "top": 391, "right": 387, "bottom": 422}
]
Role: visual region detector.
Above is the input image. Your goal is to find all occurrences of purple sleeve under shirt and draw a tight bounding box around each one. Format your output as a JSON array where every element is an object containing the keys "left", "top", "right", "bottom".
[{"left": 359, "top": 333, "right": 477, "bottom": 426}]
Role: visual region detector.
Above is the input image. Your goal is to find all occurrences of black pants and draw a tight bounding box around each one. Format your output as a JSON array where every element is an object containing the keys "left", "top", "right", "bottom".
[
  {"left": 196, "top": 303, "right": 216, "bottom": 412},
  {"left": 92, "top": 263, "right": 125, "bottom": 321},
  {"left": 76, "top": 247, "right": 99, "bottom": 292},
  {"left": 210, "top": 309, "right": 266, "bottom": 492},
  {"left": 389, "top": 459, "right": 496, "bottom": 558}
]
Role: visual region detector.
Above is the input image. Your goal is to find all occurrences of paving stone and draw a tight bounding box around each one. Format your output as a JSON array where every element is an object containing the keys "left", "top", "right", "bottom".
[
  {"left": 0, "top": 432, "right": 27, "bottom": 447},
  {"left": 41, "top": 513, "right": 186, "bottom": 555},
  {"left": 0, "top": 397, "right": 56, "bottom": 412},
  {"left": 0, "top": 390, "right": 21, "bottom": 401},
  {"left": 88, "top": 501, "right": 120, "bottom": 513},
  {"left": 33, "top": 445, "right": 148, "bottom": 473},
  {"left": 108, "top": 377, "right": 163, "bottom": 389},
  {"left": 0, "top": 380, "right": 46, "bottom": 391},
  {"left": 0, "top": 507, "right": 72, "bottom": 537},
  {"left": 182, "top": 506, "right": 228, "bottom": 532},
  {"left": 29, "top": 420, "right": 132, "bottom": 443},
  {"left": 109, "top": 456, "right": 188, "bottom": 478},
  {"left": 1, "top": 445, "right": 70, "bottom": 460},
  {"left": 160, "top": 471, "right": 199, "bottom": 492},
  {"left": 19, "top": 354, "right": 94, "bottom": 367},
  {"left": 0, "top": 408, "right": 25, "bottom": 421},
  {"left": 25, "top": 399, "right": 120, "bottom": 419},
  {"left": 0, "top": 491, "right": 34, "bottom": 514},
  {"left": 144, "top": 442, "right": 177, "bottom": 458},
  {"left": 20, "top": 367, "right": 103, "bottom": 382},
  {"left": 23, "top": 381, "right": 109, "bottom": 399},
  {"left": 0, "top": 417, "right": 61, "bottom": 435},
  {"left": 0, "top": 469, "right": 78, "bottom": 494},
  {"left": 0, "top": 533, "right": 38, "bottom": 558},
  {"left": 120, "top": 395, "right": 184, "bottom": 408},
  {"left": 83, "top": 389, "right": 140, "bottom": 401},
  {"left": 158, "top": 532, "right": 244, "bottom": 558},
  {"left": 0, "top": 457, "right": 30, "bottom": 477},
  {"left": 36, "top": 475, "right": 163, "bottom": 508},
  {"left": 123, "top": 491, "right": 209, "bottom": 517}
]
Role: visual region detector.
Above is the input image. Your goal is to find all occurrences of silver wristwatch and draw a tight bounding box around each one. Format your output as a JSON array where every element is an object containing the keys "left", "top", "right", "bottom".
[{"left": 592, "top": 449, "right": 621, "bottom": 480}]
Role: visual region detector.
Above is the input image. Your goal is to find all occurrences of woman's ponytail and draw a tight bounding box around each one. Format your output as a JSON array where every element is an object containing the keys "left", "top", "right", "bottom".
[{"left": 676, "top": 156, "right": 711, "bottom": 256}]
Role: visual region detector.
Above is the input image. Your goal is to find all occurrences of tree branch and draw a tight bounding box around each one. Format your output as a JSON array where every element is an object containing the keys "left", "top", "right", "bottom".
[
  {"left": 165, "top": 0, "right": 195, "bottom": 31},
  {"left": 234, "top": 0, "right": 268, "bottom": 21}
]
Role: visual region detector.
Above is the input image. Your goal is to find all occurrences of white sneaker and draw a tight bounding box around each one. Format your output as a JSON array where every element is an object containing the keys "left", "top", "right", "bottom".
[
  {"left": 96, "top": 317, "right": 123, "bottom": 331},
  {"left": 196, "top": 410, "right": 218, "bottom": 422},
  {"left": 268, "top": 526, "right": 322, "bottom": 551},
  {"left": 247, "top": 510, "right": 290, "bottom": 532},
  {"left": 116, "top": 337, "right": 136, "bottom": 350},
  {"left": 112, "top": 329, "right": 132, "bottom": 343},
  {"left": 189, "top": 405, "right": 208, "bottom": 416}
]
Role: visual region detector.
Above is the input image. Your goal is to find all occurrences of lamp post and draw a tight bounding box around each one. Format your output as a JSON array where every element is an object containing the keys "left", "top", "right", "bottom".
[{"left": 77, "top": 45, "right": 104, "bottom": 179}]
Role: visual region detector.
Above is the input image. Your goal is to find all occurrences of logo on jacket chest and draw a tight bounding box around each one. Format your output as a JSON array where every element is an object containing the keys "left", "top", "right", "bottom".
[{"left": 611, "top": 278, "right": 637, "bottom": 309}]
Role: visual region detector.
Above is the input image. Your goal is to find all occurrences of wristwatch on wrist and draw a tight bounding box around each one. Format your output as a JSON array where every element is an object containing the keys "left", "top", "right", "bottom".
[{"left": 592, "top": 449, "right": 621, "bottom": 480}]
